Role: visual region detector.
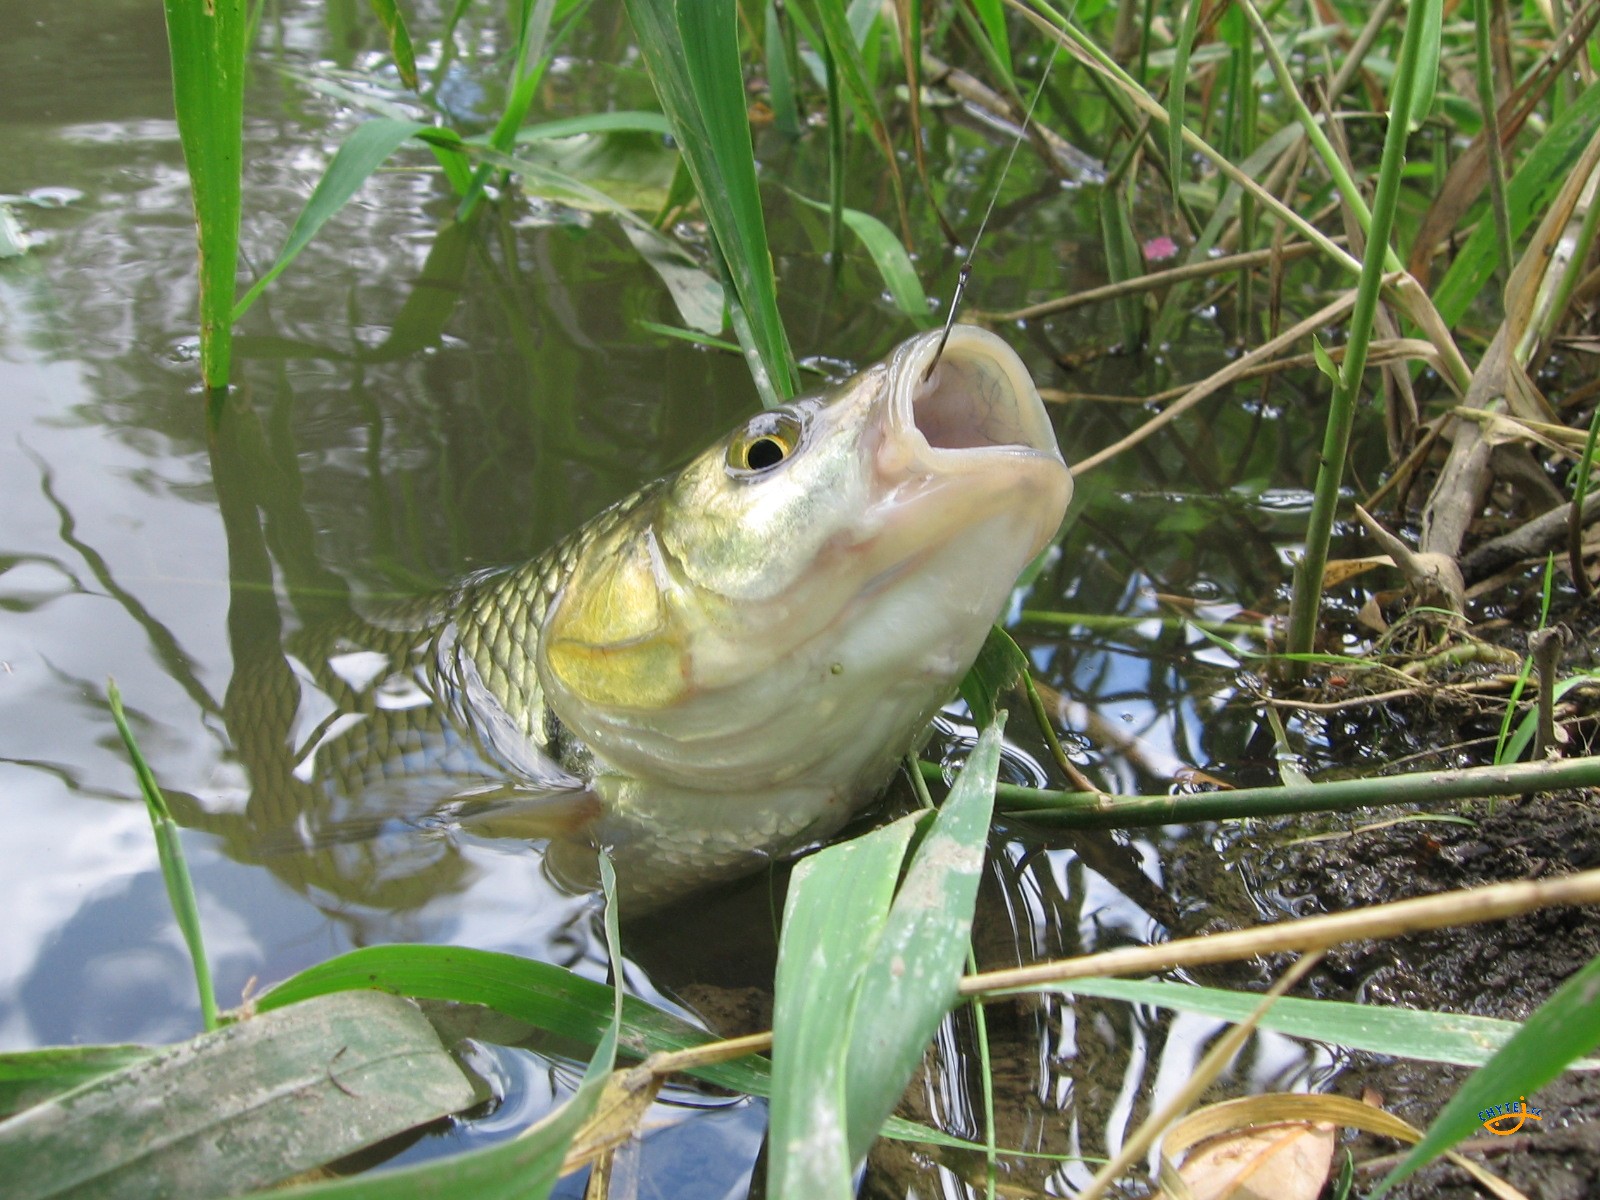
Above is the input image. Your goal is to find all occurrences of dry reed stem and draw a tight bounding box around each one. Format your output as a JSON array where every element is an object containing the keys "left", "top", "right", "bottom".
[
  {"left": 987, "top": 241, "right": 1325, "bottom": 322},
  {"left": 1070, "top": 290, "right": 1359, "bottom": 474},
  {"left": 1042, "top": 336, "right": 1438, "bottom": 407},
  {"left": 959, "top": 867, "right": 1600, "bottom": 996}
]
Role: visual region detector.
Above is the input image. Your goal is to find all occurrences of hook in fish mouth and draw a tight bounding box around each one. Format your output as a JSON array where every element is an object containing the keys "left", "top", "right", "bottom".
[{"left": 885, "top": 324, "right": 1065, "bottom": 474}]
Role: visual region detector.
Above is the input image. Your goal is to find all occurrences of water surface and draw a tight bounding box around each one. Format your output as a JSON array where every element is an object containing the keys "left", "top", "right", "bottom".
[{"left": 0, "top": 5, "right": 1373, "bottom": 1193}]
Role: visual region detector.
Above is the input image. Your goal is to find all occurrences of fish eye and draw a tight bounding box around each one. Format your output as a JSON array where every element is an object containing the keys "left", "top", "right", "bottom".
[{"left": 725, "top": 411, "right": 803, "bottom": 476}]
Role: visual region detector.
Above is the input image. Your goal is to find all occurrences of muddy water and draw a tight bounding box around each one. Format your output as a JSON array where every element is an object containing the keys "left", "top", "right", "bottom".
[{"left": 0, "top": 4, "right": 1387, "bottom": 1195}]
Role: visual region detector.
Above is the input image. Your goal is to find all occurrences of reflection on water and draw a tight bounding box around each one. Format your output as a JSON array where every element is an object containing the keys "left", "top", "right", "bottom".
[{"left": 0, "top": 1, "right": 1367, "bottom": 1193}]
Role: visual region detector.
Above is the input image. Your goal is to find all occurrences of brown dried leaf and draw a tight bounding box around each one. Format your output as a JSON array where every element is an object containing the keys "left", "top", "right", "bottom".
[
  {"left": 1177, "top": 1120, "right": 1336, "bottom": 1200},
  {"left": 1322, "top": 554, "right": 1394, "bottom": 587}
]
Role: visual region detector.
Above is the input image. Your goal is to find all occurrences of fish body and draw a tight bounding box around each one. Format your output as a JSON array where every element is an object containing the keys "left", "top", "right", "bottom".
[{"left": 230, "top": 326, "right": 1071, "bottom": 907}]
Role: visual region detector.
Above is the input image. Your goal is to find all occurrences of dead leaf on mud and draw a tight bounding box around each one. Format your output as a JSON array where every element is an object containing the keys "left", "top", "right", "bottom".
[
  {"left": 1173, "top": 1115, "right": 1335, "bottom": 1200},
  {"left": 1157, "top": 1093, "right": 1531, "bottom": 1200}
]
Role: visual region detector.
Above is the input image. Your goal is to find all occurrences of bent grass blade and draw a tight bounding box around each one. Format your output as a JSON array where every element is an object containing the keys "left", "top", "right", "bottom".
[
  {"left": 107, "top": 680, "right": 218, "bottom": 1033},
  {"left": 624, "top": 0, "right": 798, "bottom": 405}
]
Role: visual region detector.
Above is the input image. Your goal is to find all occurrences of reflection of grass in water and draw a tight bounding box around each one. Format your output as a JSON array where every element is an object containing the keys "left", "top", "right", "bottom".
[{"left": 132, "top": 0, "right": 1600, "bottom": 1193}]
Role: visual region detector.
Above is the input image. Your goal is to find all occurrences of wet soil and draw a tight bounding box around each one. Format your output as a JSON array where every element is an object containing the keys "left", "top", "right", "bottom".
[
  {"left": 1215, "top": 597, "right": 1600, "bottom": 1198},
  {"left": 1240, "top": 788, "right": 1600, "bottom": 1198}
]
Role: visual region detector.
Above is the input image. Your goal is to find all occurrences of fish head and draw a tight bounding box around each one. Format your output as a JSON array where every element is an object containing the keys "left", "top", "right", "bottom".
[{"left": 539, "top": 325, "right": 1071, "bottom": 804}]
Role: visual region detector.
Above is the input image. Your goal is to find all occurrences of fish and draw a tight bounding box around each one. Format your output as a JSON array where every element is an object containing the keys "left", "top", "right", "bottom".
[{"left": 210, "top": 325, "right": 1071, "bottom": 909}]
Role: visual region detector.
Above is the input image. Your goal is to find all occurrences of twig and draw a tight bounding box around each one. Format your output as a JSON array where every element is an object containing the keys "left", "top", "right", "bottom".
[
  {"left": 1071, "top": 290, "right": 1359, "bottom": 474},
  {"left": 986, "top": 241, "right": 1326, "bottom": 322},
  {"left": 1529, "top": 625, "right": 1573, "bottom": 760},
  {"left": 959, "top": 866, "right": 1600, "bottom": 996},
  {"left": 1459, "top": 490, "right": 1600, "bottom": 582}
]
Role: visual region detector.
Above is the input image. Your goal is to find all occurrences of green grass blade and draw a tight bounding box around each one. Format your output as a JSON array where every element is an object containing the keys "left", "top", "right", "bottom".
[
  {"left": 366, "top": 0, "right": 419, "bottom": 91},
  {"left": 1376, "top": 949, "right": 1600, "bottom": 1194},
  {"left": 1032, "top": 977, "right": 1600, "bottom": 1071},
  {"left": 255, "top": 944, "right": 768, "bottom": 1095},
  {"left": 790, "top": 193, "right": 932, "bottom": 325},
  {"left": 769, "top": 814, "right": 922, "bottom": 1199},
  {"left": 1406, "top": 0, "right": 1443, "bottom": 132},
  {"left": 764, "top": 0, "right": 803, "bottom": 138},
  {"left": 1167, "top": 0, "right": 1200, "bottom": 207},
  {"left": 624, "top": 0, "right": 799, "bottom": 404},
  {"left": 267, "top": 1082, "right": 594, "bottom": 1200},
  {"left": 161, "top": 0, "right": 246, "bottom": 389},
  {"left": 792, "top": 0, "right": 909, "bottom": 248},
  {"left": 107, "top": 680, "right": 217, "bottom": 1032},
  {"left": 1097, "top": 183, "right": 1145, "bottom": 348},
  {"left": 514, "top": 111, "right": 674, "bottom": 140},
  {"left": 233, "top": 118, "right": 429, "bottom": 320},
  {"left": 1433, "top": 79, "right": 1600, "bottom": 327},
  {"left": 457, "top": 0, "right": 560, "bottom": 218},
  {"left": 968, "top": 0, "right": 1014, "bottom": 81},
  {"left": 843, "top": 718, "right": 1004, "bottom": 1163},
  {"left": 471, "top": 141, "right": 725, "bottom": 332},
  {"left": 0, "top": 991, "right": 477, "bottom": 1200},
  {"left": 957, "top": 625, "right": 1030, "bottom": 730}
]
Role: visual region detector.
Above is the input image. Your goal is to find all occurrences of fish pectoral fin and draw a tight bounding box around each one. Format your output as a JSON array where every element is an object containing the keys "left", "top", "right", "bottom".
[
  {"left": 542, "top": 534, "right": 688, "bottom": 709},
  {"left": 450, "top": 785, "right": 603, "bottom": 841}
]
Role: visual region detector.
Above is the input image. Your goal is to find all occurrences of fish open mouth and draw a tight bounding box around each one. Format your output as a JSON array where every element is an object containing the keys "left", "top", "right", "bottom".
[{"left": 888, "top": 325, "right": 1061, "bottom": 467}]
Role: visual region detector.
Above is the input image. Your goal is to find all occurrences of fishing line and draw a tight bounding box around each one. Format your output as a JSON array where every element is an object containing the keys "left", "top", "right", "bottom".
[{"left": 925, "top": 36, "right": 1065, "bottom": 381}]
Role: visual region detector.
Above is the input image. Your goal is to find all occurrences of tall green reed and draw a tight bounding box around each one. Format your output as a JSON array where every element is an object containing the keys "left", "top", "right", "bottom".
[
  {"left": 1284, "top": 0, "right": 1438, "bottom": 656},
  {"left": 161, "top": 0, "right": 247, "bottom": 392}
]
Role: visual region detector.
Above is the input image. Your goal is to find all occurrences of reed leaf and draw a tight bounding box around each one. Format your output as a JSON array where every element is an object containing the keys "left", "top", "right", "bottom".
[
  {"left": 769, "top": 814, "right": 920, "bottom": 1198},
  {"left": 625, "top": 0, "right": 799, "bottom": 404},
  {"left": 233, "top": 118, "right": 430, "bottom": 320},
  {"left": 161, "top": 0, "right": 246, "bottom": 389},
  {"left": 768, "top": 720, "right": 1004, "bottom": 1195},
  {"left": 1045, "top": 977, "right": 1600, "bottom": 1070},
  {"left": 365, "top": 0, "right": 419, "bottom": 91},
  {"left": 0, "top": 1046, "right": 155, "bottom": 1121},
  {"left": 791, "top": 193, "right": 932, "bottom": 325},
  {"left": 1432, "top": 79, "right": 1600, "bottom": 328},
  {"left": 842, "top": 717, "right": 1003, "bottom": 1162},
  {"left": 1166, "top": 0, "right": 1200, "bottom": 208},
  {"left": 255, "top": 943, "right": 767, "bottom": 1095},
  {"left": 0, "top": 991, "right": 478, "bottom": 1200}
]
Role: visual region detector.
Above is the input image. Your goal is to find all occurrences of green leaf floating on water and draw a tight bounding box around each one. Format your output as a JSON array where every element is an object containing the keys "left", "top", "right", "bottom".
[
  {"left": 257, "top": 942, "right": 770, "bottom": 1096},
  {"left": 0, "top": 990, "right": 479, "bottom": 1200},
  {"left": 0, "top": 1045, "right": 154, "bottom": 1121}
]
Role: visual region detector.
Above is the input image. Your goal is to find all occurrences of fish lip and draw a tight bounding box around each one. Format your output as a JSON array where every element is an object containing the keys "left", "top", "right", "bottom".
[{"left": 882, "top": 324, "right": 1063, "bottom": 473}]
